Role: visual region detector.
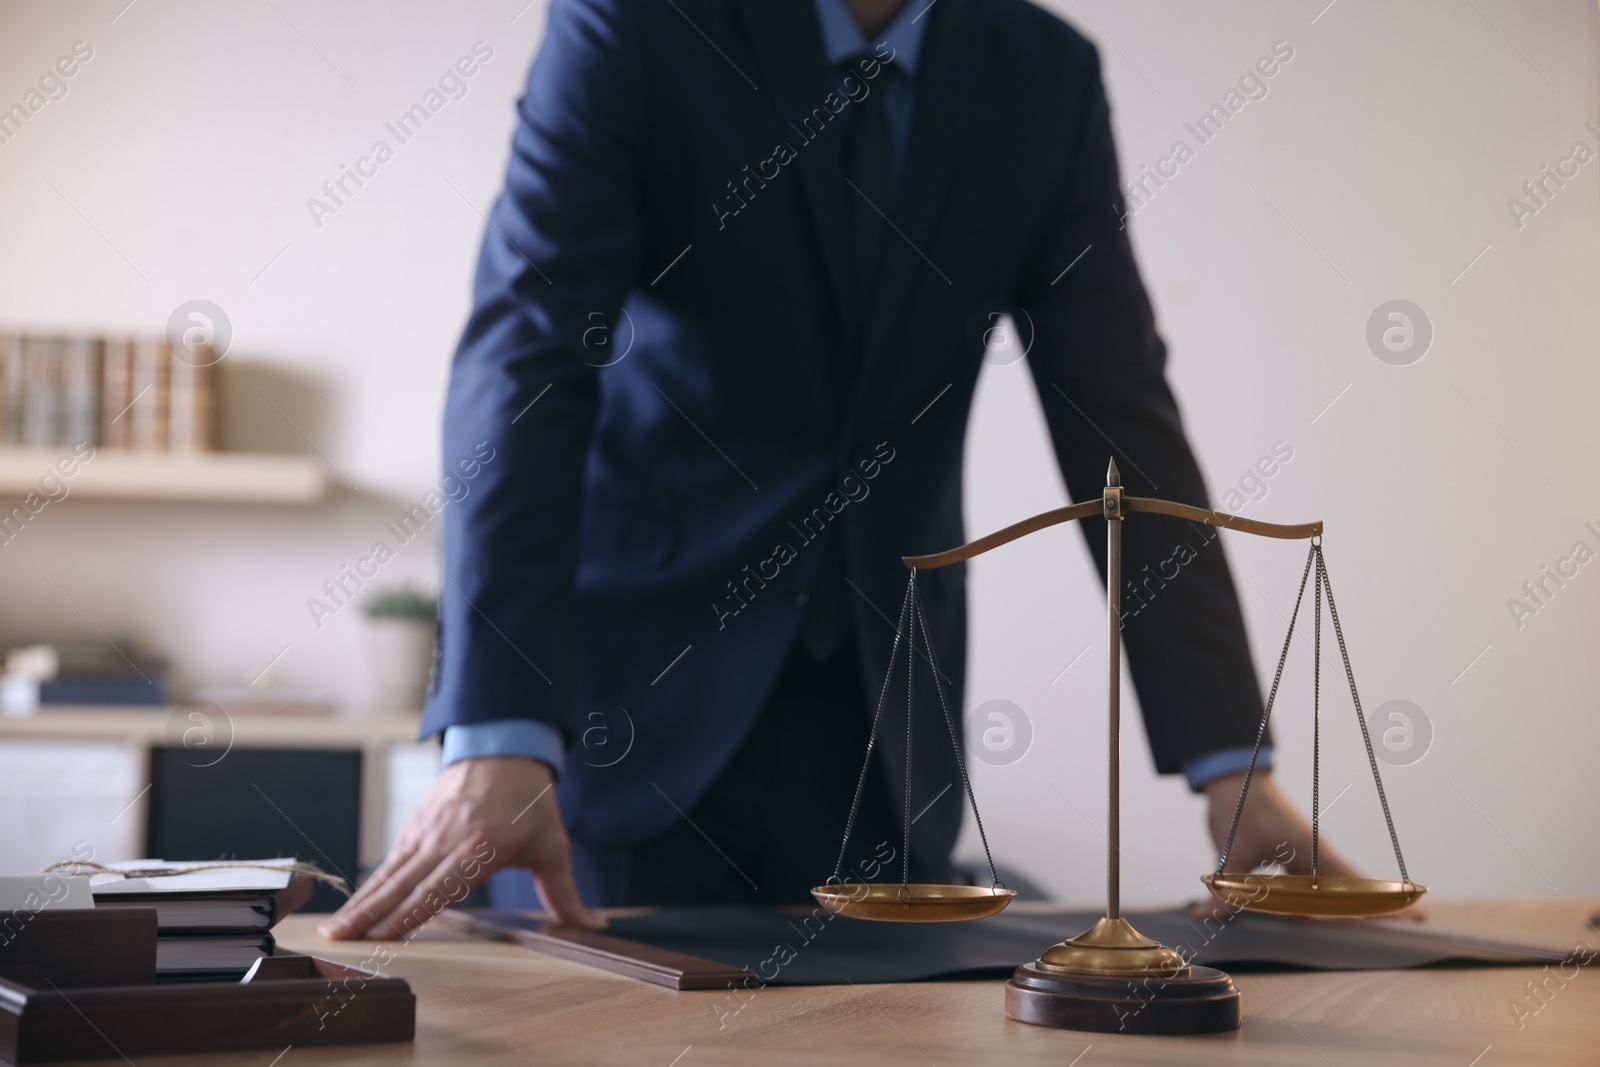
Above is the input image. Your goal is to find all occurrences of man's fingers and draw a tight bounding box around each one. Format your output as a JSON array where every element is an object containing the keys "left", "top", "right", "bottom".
[
  {"left": 531, "top": 850, "right": 605, "bottom": 930},
  {"left": 330, "top": 838, "right": 417, "bottom": 915},
  {"left": 367, "top": 846, "right": 490, "bottom": 940},
  {"left": 319, "top": 845, "right": 441, "bottom": 940},
  {"left": 320, "top": 757, "right": 577, "bottom": 938}
]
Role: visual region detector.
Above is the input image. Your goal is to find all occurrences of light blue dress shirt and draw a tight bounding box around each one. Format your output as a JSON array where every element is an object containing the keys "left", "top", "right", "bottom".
[
  {"left": 440, "top": 0, "right": 1267, "bottom": 793},
  {"left": 812, "top": 0, "right": 928, "bottom": 173}
]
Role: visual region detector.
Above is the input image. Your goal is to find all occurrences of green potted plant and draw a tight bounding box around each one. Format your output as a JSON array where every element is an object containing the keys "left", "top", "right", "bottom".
[{"left": 361, "top": 586, "right": 438, "bottom": 713}]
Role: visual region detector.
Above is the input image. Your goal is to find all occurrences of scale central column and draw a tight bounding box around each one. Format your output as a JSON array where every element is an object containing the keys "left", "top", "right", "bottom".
[
  {"left": 1025, "top": 459, "right": 1189, "bottom": 980},
  {"left": 1104, "top": 462, "right": 1123, "bottom": 922},
  {"left": 969, "top": 458, "right": 1242, "bottom": 1031}
]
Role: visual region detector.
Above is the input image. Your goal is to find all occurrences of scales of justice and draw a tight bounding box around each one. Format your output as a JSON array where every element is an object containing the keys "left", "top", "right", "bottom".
[{"left": 811, "top": 459, "right": 1426, "bottom": 1035}]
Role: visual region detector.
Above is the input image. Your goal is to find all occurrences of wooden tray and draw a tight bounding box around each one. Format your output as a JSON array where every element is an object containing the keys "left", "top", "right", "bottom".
[
  {"left": 0, "top": 952, "right": 414, "bottom": 1065},
  {"left": 0, "top": 910, "right": 157, "bottom": 989}
]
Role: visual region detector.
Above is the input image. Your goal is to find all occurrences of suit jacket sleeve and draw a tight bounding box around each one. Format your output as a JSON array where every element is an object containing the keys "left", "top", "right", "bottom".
[
  {"left": 422, "top": 0, "right": 649, "bottom": 741},
  {"left": 1015, "top": 44, "right": 1269, "bottom": 774}
]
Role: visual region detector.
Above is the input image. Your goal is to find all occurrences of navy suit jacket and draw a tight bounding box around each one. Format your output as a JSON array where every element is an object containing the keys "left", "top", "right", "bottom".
[{"left": 423, "top": 0, "right": 1267, "bottom": 864}]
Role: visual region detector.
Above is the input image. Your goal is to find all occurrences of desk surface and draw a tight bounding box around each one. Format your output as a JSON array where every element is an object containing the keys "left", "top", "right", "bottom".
[{"left": 85, "top": 900, "right": 1600, "bottom": 1066}]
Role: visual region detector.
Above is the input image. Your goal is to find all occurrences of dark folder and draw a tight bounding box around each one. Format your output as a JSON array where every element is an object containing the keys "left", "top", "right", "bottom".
[{"left": 443, "top": 904, "right": 1575, "bottom": 989}]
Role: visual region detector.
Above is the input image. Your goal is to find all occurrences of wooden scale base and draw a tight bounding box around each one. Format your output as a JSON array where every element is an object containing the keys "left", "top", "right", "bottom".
[
  {"left": 1006, "top": 963, "right": 1241, "bottom": 1035},
  {"left": 1003, "top": 916, "right": 1240, "bottom": 1034}
]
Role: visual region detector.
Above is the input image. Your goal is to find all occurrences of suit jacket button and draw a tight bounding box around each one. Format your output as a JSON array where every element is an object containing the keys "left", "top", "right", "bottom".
[{"left": 788, "top": 587, "right": 809, "bottom": 607}]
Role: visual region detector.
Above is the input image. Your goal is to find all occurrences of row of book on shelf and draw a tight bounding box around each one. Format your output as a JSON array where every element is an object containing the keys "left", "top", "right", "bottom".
[{"left": 0, "top": 334, "right": 218, "bottom": 452}]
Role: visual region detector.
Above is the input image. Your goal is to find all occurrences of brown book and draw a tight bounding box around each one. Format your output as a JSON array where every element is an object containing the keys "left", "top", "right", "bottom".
[
  {"left": 59, "top": 337, "right": 101, "bottom": 448},
  {"left": 166, "top": 344, "right": 217, "bottom": 451},
  {"left": 438, "top": 908, "right": 757, "bottom": 990},
  {"left": 20, "top": 337, "right": 61, "bottom": 447},
  {"left": 99, "top": 336, "right": 135, "bottom": 448},
  {"left": 0, "top": 333, "right": 20, "bottom": 444},
  {"left": 129, "top": 336, "right": 169, "bottom": 449}
]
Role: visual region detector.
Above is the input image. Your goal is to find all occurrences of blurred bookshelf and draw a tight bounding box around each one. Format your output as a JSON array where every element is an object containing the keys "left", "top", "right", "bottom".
[
  {"left": 0, "top": 447, "right": 327, "bottom": 503},
  {"left": 0, "top": 330, "right": 330, "bottom": 504}
]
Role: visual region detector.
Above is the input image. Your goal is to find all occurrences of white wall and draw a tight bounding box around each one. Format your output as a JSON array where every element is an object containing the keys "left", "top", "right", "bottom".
[
  {"left": 0, "top": 0, "right": 1594, "bottom": 904},
  {"left": 961, "top": 0, "right": 1600, "bottom": 905},
  {"left": 0, "top": 1, "right": 543, "bottom": 705}
]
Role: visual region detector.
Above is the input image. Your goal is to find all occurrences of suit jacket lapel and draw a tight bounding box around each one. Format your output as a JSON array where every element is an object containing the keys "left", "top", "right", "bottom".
[
  {"left": 735, "top": 0, "right": 854, "bottom": 338},
  {"left": 850, "top": 0, "right": 986, "bottom": 415}
]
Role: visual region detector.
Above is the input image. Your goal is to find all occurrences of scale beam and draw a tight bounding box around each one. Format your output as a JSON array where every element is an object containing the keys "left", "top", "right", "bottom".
[
  {"left": 1122, "top": 498, "right": 1321, "bottom": 541},
  {"left": 901, "top": 497, "right": 1321, "bottom": 570},
  {"left": 901, "top": 501, "right": 1102, "bottom": 570}
]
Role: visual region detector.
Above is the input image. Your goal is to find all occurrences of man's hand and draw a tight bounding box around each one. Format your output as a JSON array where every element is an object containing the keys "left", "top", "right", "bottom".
[
  {"left": 1202, "top": 770, "right": 1359, "bottom": 877},
  {"left": 319, "top": 757, "right": 604, "bottom": 940},
  {"left": 1200, "top": 769, "right": 1425, "bottom": 921}
]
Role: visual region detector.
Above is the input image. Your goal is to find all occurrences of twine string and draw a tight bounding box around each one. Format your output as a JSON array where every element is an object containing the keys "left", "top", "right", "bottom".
[{"left": 42, "top": 859, "right": 351, "bottom": 897}]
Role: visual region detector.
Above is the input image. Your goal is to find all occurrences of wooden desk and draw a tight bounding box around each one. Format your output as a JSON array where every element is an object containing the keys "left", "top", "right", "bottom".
[{"left": 78, "top": 900, "right": 1600, "bottom": 1065}]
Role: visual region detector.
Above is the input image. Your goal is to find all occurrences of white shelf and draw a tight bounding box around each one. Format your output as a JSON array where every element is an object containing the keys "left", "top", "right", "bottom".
[
  {"left": 0, "top": 706, "right": 421, "bottom": 747},
  {"left": 0, "top": 448, "right": 328, "bottom": 504}
]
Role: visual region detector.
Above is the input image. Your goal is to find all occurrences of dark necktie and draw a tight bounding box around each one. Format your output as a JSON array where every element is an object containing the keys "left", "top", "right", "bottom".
[
  {"left": 797, "top": 65, "right": 899, "bottom": 664},
  {"left": 842, "top": 62, "right": 898, "bottom": 341}
]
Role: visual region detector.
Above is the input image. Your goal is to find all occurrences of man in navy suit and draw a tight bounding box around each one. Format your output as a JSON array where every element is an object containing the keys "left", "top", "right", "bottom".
[{"left": 323, "top": 0, "right": 1355, "bottom": 939}]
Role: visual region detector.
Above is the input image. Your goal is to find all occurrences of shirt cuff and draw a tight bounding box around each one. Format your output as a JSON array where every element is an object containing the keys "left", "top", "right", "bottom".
[
  {"left": 1183, "top": 746, "right": 1271, "bottom": 792},
  {"left": 441, "top": 719, "right": 566, "bottom": 778}
]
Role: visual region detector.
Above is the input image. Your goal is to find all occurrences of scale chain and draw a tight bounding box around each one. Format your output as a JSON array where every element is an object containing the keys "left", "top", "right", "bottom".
[
  {"left": 1318, "top": 546, "right": 1412, "bottom": 884},
  {"left": 830, "top": 570, "right": 916, "bottom": 885},
  {"left": 1217, "top": 542, "right": 1317, "bottom": 875},
  {"left": 911, "top": 576, "right": 1002, "bottom": 890}
]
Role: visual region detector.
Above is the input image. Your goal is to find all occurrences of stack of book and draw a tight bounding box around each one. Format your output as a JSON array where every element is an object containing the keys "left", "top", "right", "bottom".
[
  {"left": 0, "top": 333, "right": 217, "bottom": 451},
  {"left": 0, "top": 639, "right": 167, "bottom": 713},
  {"left": 89, "top": 860, "right": 315, "bottom": 982}
]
